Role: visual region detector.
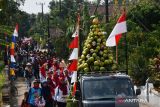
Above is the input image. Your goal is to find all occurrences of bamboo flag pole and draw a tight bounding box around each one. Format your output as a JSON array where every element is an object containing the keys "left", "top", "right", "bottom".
[
  {"left": 122, "top": 0, "right": 128, "bottom": 74},
  {"left": 115, "top": 0, "right": 118, "bottom": 64},
  {"left": 116, "top": 45, "right": 118, "bottom": 64},
  {"left": 77, "top": 13, "right": 80, "bottom": 57}
]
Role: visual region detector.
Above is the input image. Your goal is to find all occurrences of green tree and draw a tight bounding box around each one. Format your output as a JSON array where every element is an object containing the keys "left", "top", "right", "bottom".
[
  {"left": 148, "top": 56, "right": 160, "bottom": 91},
  {"left": 116, "top": 0, "right": 160, "bottom": 85},
  {"left": 47, "top": 0, "right": 80, "bottom": 59}
]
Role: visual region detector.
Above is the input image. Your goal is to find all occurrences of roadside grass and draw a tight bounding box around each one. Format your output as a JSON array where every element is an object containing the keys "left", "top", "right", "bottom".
[
  {"left": 0, "top": 73, "right": 5, "bottom": 103},
  {"left": 0, "top": 72, "right": 5, "bottom": 90},
  {"left": 0, "top": 61, "right": 5, "bottom": 104}
]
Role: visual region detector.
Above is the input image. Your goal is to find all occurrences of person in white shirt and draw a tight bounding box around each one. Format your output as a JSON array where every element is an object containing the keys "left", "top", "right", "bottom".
[{"left": 54, "top": 77, "right": 69, "bottom": 107}]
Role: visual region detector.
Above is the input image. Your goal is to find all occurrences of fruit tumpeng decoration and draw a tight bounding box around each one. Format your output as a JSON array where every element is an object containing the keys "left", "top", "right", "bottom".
[{"left": 78, "top": 17, "right": 115, "bottom": 72}]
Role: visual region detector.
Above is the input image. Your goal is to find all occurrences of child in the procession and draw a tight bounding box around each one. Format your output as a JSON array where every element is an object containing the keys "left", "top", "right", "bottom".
[
  {"left": 21, "top": 92, "right": 29, "bottom": 107},
  {"left": 55, "top": 76, "right": 69, "bottom": 107},
  {"left": 63, "top": 70, "right": 71, "bottom": 85},
  {"left": 25, "top": 62, "right": 34, "bottom": 88},
  {"left": 27, "top": 79, "right": 44, "bottom": 107},
  {"left": 46, "top": 72, "right": 56, "bottom": 100},
  {"left": 34, "top": 93, "right": 45, "bottom": 107}
]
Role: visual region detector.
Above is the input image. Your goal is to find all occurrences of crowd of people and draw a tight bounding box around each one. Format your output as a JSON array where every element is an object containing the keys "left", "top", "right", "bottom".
[
  {"left": 19, "top": 50, "right": 72, "bottom": 107},
  {"left": 6, "top": 49, "right": 74, "bottom": 107},
  {"left": 4, "top": 38, "right": 75, "bottom": 107}
]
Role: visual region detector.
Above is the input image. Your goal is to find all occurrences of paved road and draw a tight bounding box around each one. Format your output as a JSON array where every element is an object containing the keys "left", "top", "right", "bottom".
[
  {"left": 16, "top": 78, "right": 28, "bottom": 107},
  {"left": 139, "top": 103, "right": 152, "bottom": 107},
  {"left": 2, "top": 77, "right": 28, "bottom": 107},
  {"left": 138, "top": 85, "right": 160, "bottom": 107}
]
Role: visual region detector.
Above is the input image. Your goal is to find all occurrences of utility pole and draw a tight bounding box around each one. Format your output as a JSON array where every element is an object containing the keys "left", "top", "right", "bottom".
[
  {"left": 36, "top": 2, "right": 45, "bottom": 49},
  {"left": 59, "top": 0, "right": 61, "bottom": 12},
  {"left": 47, "top": 15, "right": 50, "bottom": 56},
  {"left": 105, "top": 0, "right": 109, "bottom": 23},
  {"left": 36, "top": 2, "right": 45, "bottom": 26}
]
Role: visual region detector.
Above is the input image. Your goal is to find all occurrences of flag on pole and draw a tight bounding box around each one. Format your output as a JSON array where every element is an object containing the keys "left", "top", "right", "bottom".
[
  {"left": 106, "top": 12, "right": 127, "bottom": 47},
  {"left": 69, "top": 48, "right": 78, "bottom": 60},
  {"left": 11, "top": 55, "right": 16, "bottom": 62},
  {"left": 71, "top": 71, "right": 77, "bottom": 96},
  {"left": 10, "top": 48, "right": 15, "bottom": 56},
  {"left": 10, "top": 24, "right": 18, "bottom": 63},
  {"left": 69, "top": 14, "right": 80, "bottom": 97},
  {"left": 71, "top": 71, "right": 77, "bottom": 83},
  {"left": 68, "top": 60, "right": 78, "bottom": 72},
  {"left": 72, "top": 25, "right": 79, "bottom": 37},
  {"left": 10, "top": 41, "right": 15, "bottom": 61},
  {"left": 40, "top": 64, "right": 46, "bottom": 82},
  {"left": 72, "top": 82, "right": 77, "bottom": 96},
  {"left": 13, "top": 24, "right": 18, "bottom": 37},
  {"left": 10, "top": 42, "right": 15, "bottom": 49},
  {"left": 69, "top": 36, "right": 79, "bottom": 49}
]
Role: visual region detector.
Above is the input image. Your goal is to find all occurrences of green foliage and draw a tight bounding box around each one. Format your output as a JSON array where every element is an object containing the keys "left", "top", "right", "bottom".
[
  {"left": 128, "top": 48, "right": 149, "bottom": 85},
  {"left": 47, "top": 0, "right": 81, "bottom": 58},
  {"left": 116, "top": 0, "right": 160, "bottom": 85},
  {"left": 0, "top": 62, "right": 5, "bottom": 94},
  {"left": 0, "top": 25, "right": 13, "bottom": 35},
  {"left": 0, "top": 72, "right": 5, "bottom": 90},
  {"left": 127, "top": 0, "right": 160, "bottom": 31},
  {"left": 148, "top": 56, "right": 160, "bottom": 90}
]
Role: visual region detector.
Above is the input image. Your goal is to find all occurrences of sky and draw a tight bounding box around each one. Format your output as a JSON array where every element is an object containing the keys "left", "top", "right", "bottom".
[
  {"left": 19, "top": 0, "right": 52, "bottom": 14},
  {"left": 20, "top": 0, "right": 99, "bottom": 14}
]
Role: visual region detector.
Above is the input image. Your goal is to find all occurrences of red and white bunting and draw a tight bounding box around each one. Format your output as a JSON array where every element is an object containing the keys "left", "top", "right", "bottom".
[
  {"left": 68, "top": 15, "right": 80, "bottom": 97},
  {"left": 11, "top": 55, "right": 16, "bottom": 62},
  {"left": 67, "top": 60, "right": 78, "bottom": 72},
  {"left": 71, "top": 71, "right": 77, "bottom": 83},
  {"left": 72, "top": 82, "right": 77, "bottom": 96},
  {"left": 40, "top": 65, "right": 47, "bottom": 82},
  {"left": 13, "top": 24, "right": 18, "bottom": 37},
  {"left": 69, "top": 36, "right": 79, "bottom": 49},
  {"left": 72, "top": 25, "right": 79, "bottom": 38},
  {"left": 69, "top": 48, "right": 78, "bottom": 60}
]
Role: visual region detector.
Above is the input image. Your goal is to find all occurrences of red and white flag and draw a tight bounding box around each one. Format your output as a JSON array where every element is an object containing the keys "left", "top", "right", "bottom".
[
  {"left": 11, "top": 55, "right": 16, "bottom": 62},
  {"left": 72, "top": 82, "right": 77, "bottom": 96},
  {"left": 69, "top": 48, "right": 78, "bottom": 60},
  {"left": 40, "top": 65, "right": 46, "bottom": 82},
  {"left": 13, "top": 24, "right": 18, "bottom": 37},
  {"left": 106, "top": 12, "right": 127, "bottom": 47},
  {"left": 67, "top": 60, "right": 78, "bottom": 72},
  {"left": 71, "top": 71, "right": 77, "bottom": 83},
  {"left": 69, "top": 36, "right": 79, "bottom": 49},
  {"left": 71, "top": 71, "right": 77, "bottom": 96},
  {"left": 72, "top": 25, "right": 79, "bottom": 37},
  {"left": 69, "top": 16, "right": 80, "bottom": 97}
]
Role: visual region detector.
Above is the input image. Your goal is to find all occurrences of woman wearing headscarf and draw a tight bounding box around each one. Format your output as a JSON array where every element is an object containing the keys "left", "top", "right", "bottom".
[
  {"left": 54, "top": 77, "right": 69, "bottom": 107},
  {"left": 27, "top": 79, "right": 43, "bottom": 107}
]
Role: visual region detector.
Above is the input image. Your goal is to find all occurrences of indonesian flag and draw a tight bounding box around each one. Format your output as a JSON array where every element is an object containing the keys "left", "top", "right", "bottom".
[
  {"left": 71, "top": 71, "right": 77, "bottom": 96},
  {"left": 68, "top": 60, "right": 78, "bottom": 72},
  {"left": 69, "top": 36, "right": 79, "bottom": 49},
  {"left": 40, "top": 65, "right": 46, "bottom": 82},
  {"left": 69, "top": 48, "right": 78, "bottom": 60},
  {"left": 71, "top": 71, "right": 77, "bottom": 83},
  {"left": 13, "top": 24, "right": 18, "bottom": 37},
  {"left": 72, "top": 25, "right": 79, "bottom": 37},
  {"left": 10, "top": 55, "right": 16, "bottom": 62},
  {"left": 72, "top": 82, "right": 77, "bottom": 96},
  {"left": 106, "top": 12, "right": 127, "bottom": 47}
]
